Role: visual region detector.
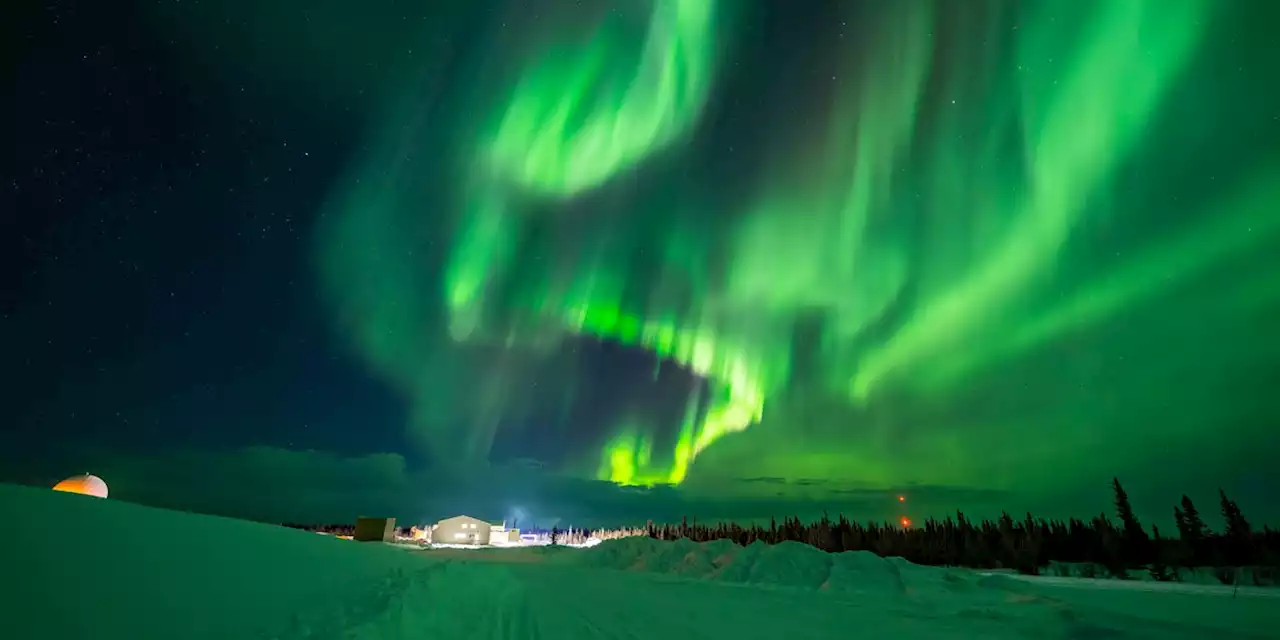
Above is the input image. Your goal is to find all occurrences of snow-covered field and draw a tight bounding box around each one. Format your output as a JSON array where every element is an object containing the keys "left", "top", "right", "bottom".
[{"left": 3, "top": 483, "right": 1276, "bottom": 639}]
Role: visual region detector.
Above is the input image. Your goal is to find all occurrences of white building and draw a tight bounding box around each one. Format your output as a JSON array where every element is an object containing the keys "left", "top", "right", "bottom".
[
  {"left": 489, "top": 522, "right": 521, "bottom": 545},
  {"left": 433, "top": 515, "right": 490, "bottom": 545},
  {"left": 430, "top": 515, "right": 521, "bottom": 546}
]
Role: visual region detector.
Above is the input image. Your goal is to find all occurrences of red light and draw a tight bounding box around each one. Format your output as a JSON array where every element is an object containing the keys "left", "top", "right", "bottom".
[
  {"left": 901, "top": 517, "right": 911, "bottom": 528},
  {"left": 898, "top": 495, "right": 905, "bottom": 502}
]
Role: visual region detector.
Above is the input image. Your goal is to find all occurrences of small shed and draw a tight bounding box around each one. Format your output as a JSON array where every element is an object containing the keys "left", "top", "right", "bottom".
[{"left": 353, "top": 516, "right": 396, "bottom": 542}]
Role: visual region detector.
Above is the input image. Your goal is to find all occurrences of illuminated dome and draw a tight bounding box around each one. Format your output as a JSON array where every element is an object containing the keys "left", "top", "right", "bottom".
[{"left": 52, "top": 474, "right": 108, "bottom": 499}]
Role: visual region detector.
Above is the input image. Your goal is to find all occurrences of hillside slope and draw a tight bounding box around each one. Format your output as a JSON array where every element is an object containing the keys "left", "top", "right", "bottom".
[{"left": 2, "top": 484, "right": 1276, "bottom": 639}]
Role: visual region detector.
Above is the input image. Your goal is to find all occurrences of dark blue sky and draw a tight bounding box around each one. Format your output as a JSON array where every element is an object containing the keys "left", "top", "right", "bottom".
[{"left": 4, "top": 0, "right": 406, "bottom": 466}]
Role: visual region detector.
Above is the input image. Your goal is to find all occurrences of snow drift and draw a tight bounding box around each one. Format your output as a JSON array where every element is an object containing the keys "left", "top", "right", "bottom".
[
  {"left": 576, "top": 536, "right": 979, "bottom": 596},
  {"left": 2, "top": 483, "right": 1276, "bottom": 639}
]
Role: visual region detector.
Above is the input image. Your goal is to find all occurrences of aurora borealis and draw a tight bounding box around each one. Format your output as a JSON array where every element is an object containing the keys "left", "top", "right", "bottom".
[
  {"left": 7, "top": 0, "right": 1280, "bottom": 526},
  {"left": 318, "top": 0, "right": 1280, "bottom": 500}
]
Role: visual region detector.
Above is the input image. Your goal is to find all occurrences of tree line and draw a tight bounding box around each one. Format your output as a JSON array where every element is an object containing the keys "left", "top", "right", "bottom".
[
  {"left": 643, "top": 479, "right": 1280, "bottom": 585},
  {"left": 281, "top": 523, "right": 412, "bottom": 537}
]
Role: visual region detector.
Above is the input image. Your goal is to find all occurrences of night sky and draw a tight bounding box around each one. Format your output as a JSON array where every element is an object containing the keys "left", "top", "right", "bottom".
[{"left": 5, "top": 0, "right": 1279, "bottom": 530}]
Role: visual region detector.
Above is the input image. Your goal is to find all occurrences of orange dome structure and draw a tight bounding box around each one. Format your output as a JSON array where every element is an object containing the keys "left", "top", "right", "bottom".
[{"left": 53, "top": 474, "right": 109, "bottom": 498}]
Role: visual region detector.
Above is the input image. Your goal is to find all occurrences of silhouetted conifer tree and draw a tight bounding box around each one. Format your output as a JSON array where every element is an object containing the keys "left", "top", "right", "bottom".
[
  {"left": 1180, "top": 495, "right": 1209, "bottom": 539},
  {"left": 1219, "top": 490, "right": 1251, "bottom": 538},
  {"left": 1112, "top": 478, "right": 1149, "bottom": 565},
  {"left": 559, "top": 481, "right": 1278, "bottom": 580},
  {"left": 1175, "top": 495, "right": 1209, "bottom": 566},
  {"left": 1219, "top": 489, "right": 1253, "bottom": 565}
]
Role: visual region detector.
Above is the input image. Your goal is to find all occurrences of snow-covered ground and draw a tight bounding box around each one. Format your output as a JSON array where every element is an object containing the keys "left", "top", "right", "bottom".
[
  {"left": 985, "top": 571, "right": 1280, "bottom": 598},
  {"left": 3, "top": 483, "right": 1276, "bottom": 639}
]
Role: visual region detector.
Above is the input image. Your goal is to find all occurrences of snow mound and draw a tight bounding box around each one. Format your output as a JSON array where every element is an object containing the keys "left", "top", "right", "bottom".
[
  {"left": 0, "top": 483, "right": 551, "bottom": 638},
  {"left": 577, "top": 536, "right": 978, "bottom": 598},
  {"left": 0, "top": 483, "right": 419, "bottom": 639},
  {"left": 5, "top": 484, "right": 1276, "bottom": 639}
]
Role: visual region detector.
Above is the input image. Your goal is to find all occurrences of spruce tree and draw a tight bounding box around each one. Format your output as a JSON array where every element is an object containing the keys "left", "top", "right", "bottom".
[
  {"left": 1219, "top": 489, "right": 1251, "bottom": 538},
  {"left": 1112, "top": 478, "right": 1149, "bottom": 565},
  {"left": 1180, "top": 495, "right": 1209, "bottom": 539},
  {"left": 1219, "top": 489, "right": 1253, "bottom": 566},
  {"left": 1177, "top": 495, "right": 1209, "bottom": 565}
]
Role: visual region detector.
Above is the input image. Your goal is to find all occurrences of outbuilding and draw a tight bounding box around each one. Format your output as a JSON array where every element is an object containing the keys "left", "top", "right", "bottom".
[
  {"left": 489, "top": 522, "right": 521, "bottom": 544},
  {"left": 53, "top": 474, "right": 108, "bottom": 498},
  {"left": 353, "top": 516, "right": 396, "bottom": 542}
]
